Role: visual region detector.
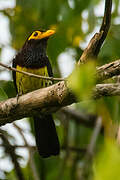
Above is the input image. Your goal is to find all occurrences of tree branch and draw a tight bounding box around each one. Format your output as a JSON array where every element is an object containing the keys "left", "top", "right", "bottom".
[
  {"left": 60, "top": 107, "right": 97, "bottom": 128},
  {"left": 0, "top": 81, "right": 75, "bottom": 125},
  {"left": 0, "top": 80, "right": 120, "bottom": 125},
  {"left": 96, "top": 59, "right": 120, "bottom": 81},
  {"left": 93, "top": 83, "right": 120, "bottom": 99},
  {"left": 79, "top": 0, "right": 112, "bottom": 64}
]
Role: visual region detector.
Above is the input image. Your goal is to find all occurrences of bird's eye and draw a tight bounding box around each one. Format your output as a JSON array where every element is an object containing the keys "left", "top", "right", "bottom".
[{"left": 34, "top": 32, "right": 38, "bottom": 36}]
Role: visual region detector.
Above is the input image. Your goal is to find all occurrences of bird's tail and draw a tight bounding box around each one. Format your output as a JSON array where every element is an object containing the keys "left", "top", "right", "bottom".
[{"left": 33, "top": 114, "right": 60, "bottom": 158}]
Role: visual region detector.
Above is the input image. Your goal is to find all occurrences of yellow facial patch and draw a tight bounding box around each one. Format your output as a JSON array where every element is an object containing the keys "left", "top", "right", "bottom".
[
  {"left": 16, "top": 65, "right": 52, "bottom": 94},
  {"left": 28, "top": 30, "right": 55, "bottom": 41}
]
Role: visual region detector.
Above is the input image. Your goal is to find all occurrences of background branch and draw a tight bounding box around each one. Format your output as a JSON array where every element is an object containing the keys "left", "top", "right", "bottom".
[
  {"left": 60, "top": 107, "right": 97, "bottom": 128},
  {"left": 13, "top": 123, "right": 39, "bottom": 180},
  {"left": 0, "top": 129, "right": 25, "bottom": 180},
  {"left": 79, "top": 117, "right": 102, "bottom": 180}
]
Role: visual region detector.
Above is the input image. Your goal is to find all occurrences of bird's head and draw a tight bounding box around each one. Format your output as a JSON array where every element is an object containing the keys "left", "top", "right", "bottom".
[
  {"left": 18, "top": 29, "right": 55, "bottom": 67},
  {"left": 23, "top": 29, "right": 55, "bottom": 51},
  {"left": 28, "top": 29, "right": 55, "bottom": 41}
]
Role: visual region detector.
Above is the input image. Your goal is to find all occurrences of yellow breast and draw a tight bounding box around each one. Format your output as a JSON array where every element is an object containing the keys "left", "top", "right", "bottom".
[{"left": 16, "top": 65, "right": 52, "bottom": 94}]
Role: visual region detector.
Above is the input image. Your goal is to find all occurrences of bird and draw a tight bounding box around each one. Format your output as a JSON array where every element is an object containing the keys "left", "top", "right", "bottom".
[{"left": 12, "top": 29, "right": 60, "bottom": 158}]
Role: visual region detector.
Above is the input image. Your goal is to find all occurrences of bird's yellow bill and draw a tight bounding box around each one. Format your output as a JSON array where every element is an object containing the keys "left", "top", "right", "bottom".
[
  {"left": 28, "top": 30, "right": 55, "bottom": 41},
  {"left": 40, "top": 30, "right": 55, "bottom": 39}
]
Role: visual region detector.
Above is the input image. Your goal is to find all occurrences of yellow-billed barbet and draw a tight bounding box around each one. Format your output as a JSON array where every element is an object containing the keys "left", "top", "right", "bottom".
[{"left": 12, "top": 30, "right": 60, "bottom": 158}]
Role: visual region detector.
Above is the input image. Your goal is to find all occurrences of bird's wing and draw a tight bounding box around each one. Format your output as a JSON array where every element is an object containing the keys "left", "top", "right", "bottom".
[{"left": 45, "top": 56, "right": 53, "bottom": 77}]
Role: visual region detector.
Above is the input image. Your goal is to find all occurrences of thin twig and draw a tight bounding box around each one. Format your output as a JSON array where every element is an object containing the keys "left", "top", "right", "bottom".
[
  {"left": 13, "top": 123, "right": 28, "bottom": 146},
  {"left": 0, "top": 143, "right": 86, "bottom": 153},
  {"left": 0, "top": 62, "right": 66, "bottom": 81},
  {"left": 86, "top": 116, "right": 102, "bottom": 158},
  {"left": 1, "top": 58, "right": 120, "bottom": 83},
  {"left": 0, "top": 144, "right": 36, "bottom": 150},
  {"left": 13, "top": 123, "right": 40, "bottom": 180},
  {"left": 57, "top": 110, "right": 70, "bottom": 180},
  {"left": 79, "top": 117, "right": 102, "bottom": 180}
]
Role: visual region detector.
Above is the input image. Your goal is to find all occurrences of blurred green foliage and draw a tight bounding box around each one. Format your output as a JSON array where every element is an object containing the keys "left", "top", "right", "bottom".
[
  {"left": 94, "top": 140, "right": 120, "bottom": 180},
  {"left": 0, "top": 87, "right": 8, "bottom": 101},
  {"left": 68, "top": 61, "right": 96, "bottom": 100},
  {"left": 0, "top": 0, "right": 120, "bottom": 179}
]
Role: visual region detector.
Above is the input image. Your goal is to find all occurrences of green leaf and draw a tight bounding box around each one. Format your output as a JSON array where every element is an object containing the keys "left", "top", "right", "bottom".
[
  {"left": 94, "top": 140, "right": 120, "bottom": 180},
  {"left": 103, "top": 97, "right": 120, "bottom": 123},
  {"left": 68, "top": 61, "right": 96, "bottom": 101},
  {"left": 0, "top": 87, "right": 8, "bottom": 101},
  {"left": 0, "top": 80, "right": 16, "bottom": 98}
]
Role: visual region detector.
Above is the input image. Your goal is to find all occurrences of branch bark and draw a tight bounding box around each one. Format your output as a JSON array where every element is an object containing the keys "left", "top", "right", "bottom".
[
  {"left": 96, "top": 59, "right": 120, "bottom": 81},
  {"left": 0, "top": 80, "right": 120, "bottom": 125},
  {"left": 79, "top": 0, "right": 112, "bottom": 64},
  {"left": 0, "top": 81, "right": 75, "bottom": 125},
  {"left": 94, "top": 83, "right": 120, "bottom": 99}
]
